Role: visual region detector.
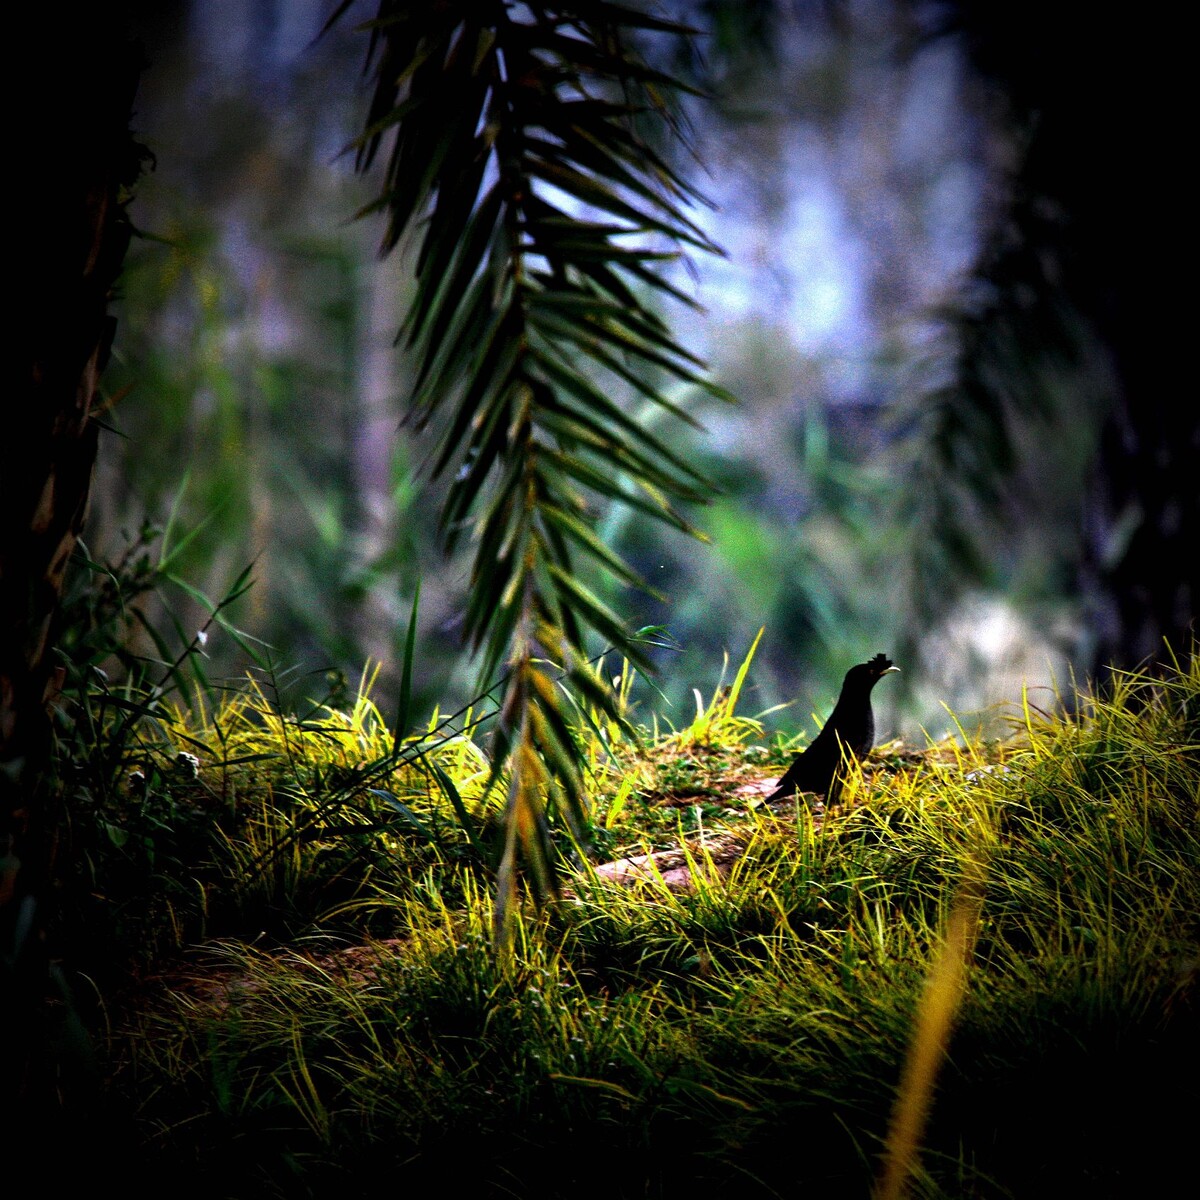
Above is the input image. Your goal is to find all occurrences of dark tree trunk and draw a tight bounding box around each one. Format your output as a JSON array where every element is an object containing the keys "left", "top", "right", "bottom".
[
  {"left": 1, "top": 10, "right": 145, "bottom": 1126},
  {"left": 1084, "top": 385, "right": 1200, "bottom": 678},
  {"left": 949, "top": 3, "right": 1197, "bottom": 679}
]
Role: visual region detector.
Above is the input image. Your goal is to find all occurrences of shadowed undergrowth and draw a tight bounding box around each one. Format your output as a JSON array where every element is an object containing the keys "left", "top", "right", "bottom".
[{"left": 47, "top": 643, "right": 1200, "bottom": 1197}]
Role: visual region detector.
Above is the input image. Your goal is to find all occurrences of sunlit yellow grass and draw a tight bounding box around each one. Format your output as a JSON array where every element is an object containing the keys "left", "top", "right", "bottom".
[{"left": 104, "top": 640, "right": 1199, "bottom": 1197}]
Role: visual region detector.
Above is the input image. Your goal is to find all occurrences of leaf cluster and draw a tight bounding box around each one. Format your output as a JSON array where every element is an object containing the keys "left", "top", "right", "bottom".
[{"left": 329, "top": 1, "right": 731, "bottom": 933}]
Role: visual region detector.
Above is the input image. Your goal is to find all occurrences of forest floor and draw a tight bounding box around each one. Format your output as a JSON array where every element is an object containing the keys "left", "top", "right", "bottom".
[{"left": 36, "top": 651, "right": 1200, "bottom": 1198}]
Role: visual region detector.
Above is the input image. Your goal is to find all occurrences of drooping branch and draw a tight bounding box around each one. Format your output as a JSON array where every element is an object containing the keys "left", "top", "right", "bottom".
[{"left": 330, "top": 1, "right": 728, "bottom": 935}]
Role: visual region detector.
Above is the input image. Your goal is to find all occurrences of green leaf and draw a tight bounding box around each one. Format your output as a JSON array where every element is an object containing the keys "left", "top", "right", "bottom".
[
  {"left": 540, "top": 503, "right": 648, "bottom": 592},
  {"left": 334, "top": 0, "right": 728, "bottom": 945},
  {"left": 393, "top": 580, "right": 421, "bottom": 741}
]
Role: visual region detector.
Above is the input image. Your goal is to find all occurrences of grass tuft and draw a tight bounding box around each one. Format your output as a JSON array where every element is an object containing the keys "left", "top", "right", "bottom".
[{"left": 58, "top": 640, "right": 1200, "bottom": 1195}]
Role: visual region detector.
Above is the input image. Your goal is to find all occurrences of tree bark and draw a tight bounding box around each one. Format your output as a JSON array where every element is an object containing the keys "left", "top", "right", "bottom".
[{"left": 2, "top": 10, "right": 145, "bottom": 1122}]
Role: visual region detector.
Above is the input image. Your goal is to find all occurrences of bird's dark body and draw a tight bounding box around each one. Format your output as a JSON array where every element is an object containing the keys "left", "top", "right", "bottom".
[{"left": 767, "top": 653, "right": 898, "bottom": 803}]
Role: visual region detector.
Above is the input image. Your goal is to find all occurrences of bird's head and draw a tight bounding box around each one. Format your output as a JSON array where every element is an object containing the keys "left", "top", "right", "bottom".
[
  {"left": 843, "top": 653, "right": 900, "bottom": 691},
  {"left": 866, "top": 652, "right": 898, "bottom": 678}
]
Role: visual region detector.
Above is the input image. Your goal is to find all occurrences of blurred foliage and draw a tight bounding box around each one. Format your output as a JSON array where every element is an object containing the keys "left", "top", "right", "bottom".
[
  {"left": 93, "top": 0, "right": 1157, "bottom": 771},
  {"left": 98, "top": 8, "right": 456, "bottom": 715},
  {"left": 892, "top": 0, "right": 1197, "bottom": 682},
  {"left": 104, "top": 211, "right": 430, "bottom": 693}
]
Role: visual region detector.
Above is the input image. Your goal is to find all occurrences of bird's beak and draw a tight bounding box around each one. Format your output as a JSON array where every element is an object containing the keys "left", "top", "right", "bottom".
[{"left": 882, "top": 666, "right": 900, "bottom": 675}]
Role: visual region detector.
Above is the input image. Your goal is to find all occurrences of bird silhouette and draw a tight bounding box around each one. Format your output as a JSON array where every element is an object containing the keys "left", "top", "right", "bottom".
[{"left": 766, "top": 653, "right": 899, "bottom": 804}]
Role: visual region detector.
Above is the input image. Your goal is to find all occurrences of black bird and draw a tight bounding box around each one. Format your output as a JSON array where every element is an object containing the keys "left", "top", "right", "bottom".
[{"left": 766, "top": 653, "right": 899, "bottom": 804}]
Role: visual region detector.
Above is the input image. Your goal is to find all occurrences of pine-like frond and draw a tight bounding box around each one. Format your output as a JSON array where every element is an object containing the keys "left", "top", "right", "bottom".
[{"left": 334, "top": 1, "right": 729, "bottom": 939}]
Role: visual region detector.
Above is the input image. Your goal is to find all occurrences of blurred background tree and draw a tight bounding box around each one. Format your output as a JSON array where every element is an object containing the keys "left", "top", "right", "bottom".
[
  {"left": 914, "top": 1, "right": 1197, "bottom": 688},
  {"left": 92, "top": 0, "right": 1194, "bottom": 745}
]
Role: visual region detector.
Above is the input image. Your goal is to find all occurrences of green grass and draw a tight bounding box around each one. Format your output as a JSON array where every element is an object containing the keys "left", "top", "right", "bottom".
[{"left": 51, "top": 644, "right": 1200, "bottom": 1196}]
